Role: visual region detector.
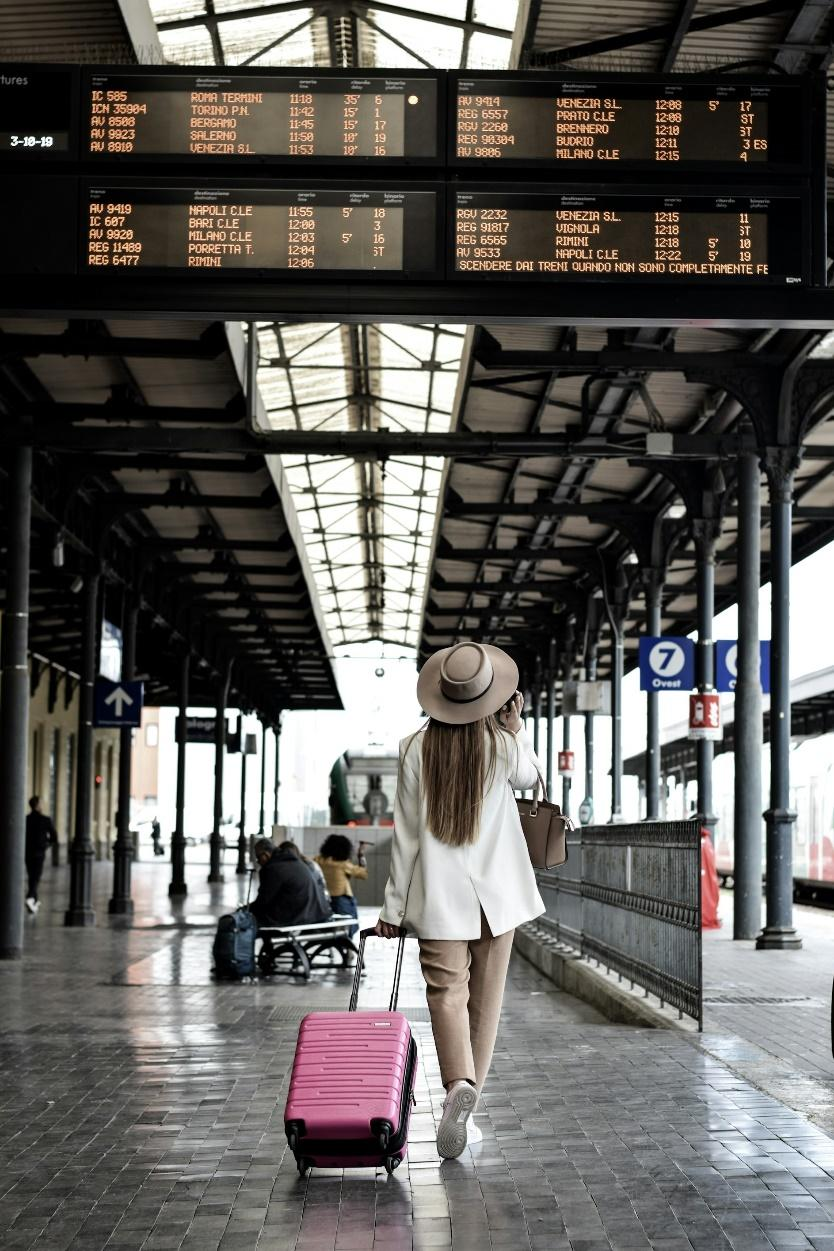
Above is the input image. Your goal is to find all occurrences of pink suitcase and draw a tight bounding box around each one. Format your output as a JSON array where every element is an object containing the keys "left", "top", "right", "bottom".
[{"left": 284, "top": 928, "right": 417, "bottom": 1176}]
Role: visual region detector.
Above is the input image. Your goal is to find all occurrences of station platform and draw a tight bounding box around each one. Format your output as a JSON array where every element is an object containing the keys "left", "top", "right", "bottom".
[{"left": 1, "top": 859, "right": 833, "bottom": 1251}]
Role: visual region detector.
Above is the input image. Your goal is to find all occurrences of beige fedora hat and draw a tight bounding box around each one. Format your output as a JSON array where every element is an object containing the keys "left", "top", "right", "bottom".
[{"left": 416, "top": 641, "right": 519, "bottom": 725}]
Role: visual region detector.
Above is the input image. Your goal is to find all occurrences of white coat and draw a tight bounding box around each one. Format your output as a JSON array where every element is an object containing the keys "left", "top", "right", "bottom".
[{"left": 380, "top": 725, "right": 546, "bottom": 940}]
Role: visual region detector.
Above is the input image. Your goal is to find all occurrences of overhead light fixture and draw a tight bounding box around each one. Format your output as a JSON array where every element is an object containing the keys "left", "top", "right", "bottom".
[{"left": 52, "top": 531, "right": 65, "bottom": 568}]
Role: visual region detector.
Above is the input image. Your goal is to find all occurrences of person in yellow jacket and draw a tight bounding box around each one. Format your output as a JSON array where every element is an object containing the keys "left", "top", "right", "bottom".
[{"left": 314, "top": 834, "right": 369, "bottom": 936}]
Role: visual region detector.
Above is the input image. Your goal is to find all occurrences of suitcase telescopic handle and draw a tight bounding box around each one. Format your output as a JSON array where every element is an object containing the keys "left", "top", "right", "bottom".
[{"left": 348, "top": 926, "right": 407, "bottom": 1013}]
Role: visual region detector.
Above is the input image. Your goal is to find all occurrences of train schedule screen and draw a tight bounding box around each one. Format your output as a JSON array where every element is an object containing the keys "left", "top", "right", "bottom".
[
  {"left": 453, "top": 76, "right": 806, "bottom": 170},
  {"left": 83, "top": 184, "right": 439, "bottom": 275},
  {"left": 85, "top": 72, "right": 439, "bottom": 161},
  {"left": 452, "top": 190, "right": 806, "bottom": 284}
]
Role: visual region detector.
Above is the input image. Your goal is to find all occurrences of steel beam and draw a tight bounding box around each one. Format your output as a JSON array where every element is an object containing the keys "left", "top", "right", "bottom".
[
  {"left": 8, "top": 277, "right": 834, "bottom": 327},
  {"left": 734, "top": 451, "right": 764, "bottom": 940},
  {"left": 0, "top": 446, "right": 32, "bottom": 959},
  {"left": 0, "top": 324, "right": 226, "bottom": 361},
  {"left": 533, "top": 0, "right": 795, "bottom": 64}
]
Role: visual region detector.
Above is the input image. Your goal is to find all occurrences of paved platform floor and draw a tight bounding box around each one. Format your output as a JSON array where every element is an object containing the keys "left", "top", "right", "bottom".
[{"left": 1, "top": 858, "right": 834, "bottom": 1250}]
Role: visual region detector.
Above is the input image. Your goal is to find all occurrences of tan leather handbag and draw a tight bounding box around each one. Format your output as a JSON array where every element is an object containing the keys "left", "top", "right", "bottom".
[{"left": 515, "top": 771, "right": 570, "bottom": 870}]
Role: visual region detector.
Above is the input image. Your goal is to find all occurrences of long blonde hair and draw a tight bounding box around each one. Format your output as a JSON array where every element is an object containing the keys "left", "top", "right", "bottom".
[{"left": 418, "top": 716, "right": 507, "bottom": 847}]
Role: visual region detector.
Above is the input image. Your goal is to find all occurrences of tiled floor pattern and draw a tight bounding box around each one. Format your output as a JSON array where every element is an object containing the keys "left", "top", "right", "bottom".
[
  {"left": 1, "top": 859, "right": 833, "bottom": 1249},
  {"left": 703, "top": 893, "right": 834, "bottom": 1082}
]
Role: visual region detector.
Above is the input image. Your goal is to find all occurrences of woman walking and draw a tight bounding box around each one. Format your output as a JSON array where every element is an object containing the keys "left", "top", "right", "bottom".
[{"left": 376, "top": 641, "right": 545, "bottom": 1159}]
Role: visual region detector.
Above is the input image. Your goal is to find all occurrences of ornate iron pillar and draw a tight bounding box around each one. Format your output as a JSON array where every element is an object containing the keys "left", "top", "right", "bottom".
[
  {"left": 169, "top": 650, "right": 190, "bottom": 898},
  {"left": 273, "top": 716, "right": 281, "bottom": 827},
  {"left": 65, "top": 570, "right": 100, "bottom": 927},
  {"left": 693, "top": 520, "right": 718, "bottom": 842},
  {"left": 532, "top": 661, "right": 541, "bottom": 756},
  {"left": 545, "top": 638, "right": 556, "bottom": 796},
  {"left": 609, "top": 616, "right": 624, "bottom": 823},
  {"left": 584, "top": 623, "right": 599, "bottom": 817},
  {"left": 237, "top": 714, "right": 248, "bottom": 875},
  {"left": 0, "top": 445, "right": 32, "bottom": 958},
  {"left": 561, "top": 713, "right": 571, "bottom": 816},
  {"left": 209, "top": 660, "right": 232, "bottom": 883},
  {"left": 756, "top": 449, "right": 801, "bottom": 949},
  {"left": 108, "top": 592, "right": 138, "bottom": 915},
  {"left": 642, "top": 568, "right": 663, "bottom": 820},
  {"left": 734, "top": 450, "right": 763, "bottom": 940},
  {"left": 258, "top": 719, "right": 267, "bottom": 840}
]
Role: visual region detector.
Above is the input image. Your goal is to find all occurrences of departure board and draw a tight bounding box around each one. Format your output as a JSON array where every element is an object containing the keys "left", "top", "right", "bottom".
[
  {"left": 0, "top": 65, "right": 77, "bottom": 157},
  {"left": 82, "top": 184, "right": 440, "bottom": 275},
  {"left": 85, "top": 71, "right": 439, "bottom": 162},
  {"left": 453, "top": 75, "right": 809, "bottom": 171},
  {"left": 452, "top": 189, "right": 806, "bottom": 284}
]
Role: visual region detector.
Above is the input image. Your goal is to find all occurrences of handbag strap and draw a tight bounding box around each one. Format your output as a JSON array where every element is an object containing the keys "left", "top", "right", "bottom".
[{"left": 511, "top": 768, "right": 549, "bottom": 815}]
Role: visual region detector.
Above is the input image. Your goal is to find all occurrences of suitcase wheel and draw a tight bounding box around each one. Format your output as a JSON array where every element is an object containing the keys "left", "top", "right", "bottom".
[
  {"left": 297, "top": 1156, "right": 312, "bottom": 1178},
  {"left": 384, "top": 1156, "right": 400, "bottom": 1175}
]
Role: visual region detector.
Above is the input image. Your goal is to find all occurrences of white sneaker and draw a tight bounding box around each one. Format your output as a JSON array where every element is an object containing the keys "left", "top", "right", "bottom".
[
  {"left": 437, "top": 1080, "right": 477, "bottom": 1159},
  {"left": 25, "top": 897, "right": 36, "bottom": 914},
  {"left": 467, "top": 1120, "right": 483, "bottom": 1147}
]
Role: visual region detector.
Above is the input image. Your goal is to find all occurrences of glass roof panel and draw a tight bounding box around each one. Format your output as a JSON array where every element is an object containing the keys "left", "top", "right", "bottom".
[{"left": 146, "top": 0, "right": 520, "bottom": 648}]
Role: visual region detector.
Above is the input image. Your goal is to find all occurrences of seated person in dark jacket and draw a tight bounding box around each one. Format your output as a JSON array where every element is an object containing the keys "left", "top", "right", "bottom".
[{"left": 249, "top": 838, "right": 331, "bottom": 929}]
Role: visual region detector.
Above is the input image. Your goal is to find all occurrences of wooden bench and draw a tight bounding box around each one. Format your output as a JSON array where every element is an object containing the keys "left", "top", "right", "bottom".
[{"left": 257, "top": 917, "right": 358, "bottom": 980}]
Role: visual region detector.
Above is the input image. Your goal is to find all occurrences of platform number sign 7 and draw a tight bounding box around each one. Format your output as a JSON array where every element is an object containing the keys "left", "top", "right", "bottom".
[{"left": 638, "top": 636, "right": 695, "bottom": 691}]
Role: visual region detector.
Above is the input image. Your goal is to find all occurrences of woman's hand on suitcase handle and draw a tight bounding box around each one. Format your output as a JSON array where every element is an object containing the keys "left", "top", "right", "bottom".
[{"left": 375, "top": 918, "right": 402, "bottom": 939}]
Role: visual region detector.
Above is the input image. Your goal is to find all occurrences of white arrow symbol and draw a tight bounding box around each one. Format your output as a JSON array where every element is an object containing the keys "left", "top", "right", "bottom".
[{"left": 104, "top": 686, "right": 134, "bottom": 717}]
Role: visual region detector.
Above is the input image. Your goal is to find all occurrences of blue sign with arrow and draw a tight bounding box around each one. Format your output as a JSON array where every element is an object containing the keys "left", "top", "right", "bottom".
[
  {"left": 94, "top": 677, "right": 144, "bottom": 728},
  {"left": 638, "top": 636, "right": 696, "bottom": 691},
  {"left": 715, "top": 640, "right": 771, "bottom": 694}
]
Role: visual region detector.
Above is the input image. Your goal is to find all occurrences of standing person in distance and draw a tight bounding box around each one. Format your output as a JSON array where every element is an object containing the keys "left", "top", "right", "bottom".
[
  {"left": 376, "top": 641, "right": 545, "bottom": 1159},
  {"left": 25, "top": 796, "right": 58, "bottom": 914}
]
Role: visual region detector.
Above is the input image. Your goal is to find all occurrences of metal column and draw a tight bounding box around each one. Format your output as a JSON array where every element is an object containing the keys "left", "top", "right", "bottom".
[
  {"left": 693, "top": 524, "right": 717, "bottom": 840},
  {"left": 169, "top": 651, "right": 190, "bottom": 898},
  {"left": 108, "top": 595, "right": 137, "bottom": 915},
  {"left": 65, "top": 571, "right": 100, "bottom": 927},
  {"left": 258, "top": 720, "right": 267, "bottom": 840},
  {"left": 643, "top": 570, "right": 663, "bottom": 820},
  {"left": 273, "top": 717, "right": 281, "bottom": 827},
  {"left": 532, "top": 678, "right": 541, "bottom": 756},
  {"left": 609, "top": 618, "right": 624, "bottom": 822},
  {"left": 236, "top": 718, "right": 248, "bottom": 876},
  {"left": 734, "top": 452, "right": 763, "bottom": 940},
  {"left": 561, "top": 715, "right": 571, "bottom": 817},
  {"left": 757, "top": 453, "right": 801, "bottom": 949},
  {"left": 584, "top": 631, "right": 598, "bottom": 821},
  {"left": 208, "top": 661, "right": 232, "bottom": 883},
  {"left": 545, "top": 641, "right": 556, "bottom": 796},
  {"left": 0, "top": 446, "right": 32, "bottom": 959}
]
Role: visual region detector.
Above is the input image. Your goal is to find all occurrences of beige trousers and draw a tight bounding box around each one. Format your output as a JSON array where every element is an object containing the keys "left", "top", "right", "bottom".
[{"left": 417, "top": 911, "right": 514, "bottom": 1092}]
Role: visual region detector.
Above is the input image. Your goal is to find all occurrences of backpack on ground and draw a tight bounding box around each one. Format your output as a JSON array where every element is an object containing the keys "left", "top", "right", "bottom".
[{"left": 212, "top": 907, "right": 257, "bottom": 979}]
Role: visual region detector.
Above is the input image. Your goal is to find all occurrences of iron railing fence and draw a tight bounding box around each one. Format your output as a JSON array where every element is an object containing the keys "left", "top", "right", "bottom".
[{"left": 535, "top": 819, "right": 702, "bottom": 1027}]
